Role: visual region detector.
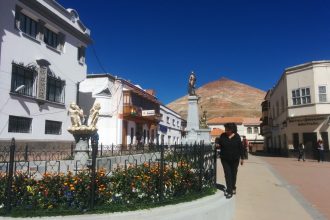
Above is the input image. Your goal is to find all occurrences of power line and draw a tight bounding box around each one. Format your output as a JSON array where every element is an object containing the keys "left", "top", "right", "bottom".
[{"left": 91, "top": 43, "right": 108, "bottom": 73}]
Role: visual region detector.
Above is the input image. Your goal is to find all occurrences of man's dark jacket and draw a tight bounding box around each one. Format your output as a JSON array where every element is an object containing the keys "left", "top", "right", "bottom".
[{"left": 218, "top": 133, "right": 244, "bottom": 160}]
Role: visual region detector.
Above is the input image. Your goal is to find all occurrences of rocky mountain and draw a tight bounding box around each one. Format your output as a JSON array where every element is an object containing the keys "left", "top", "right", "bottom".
[{"left": 166, "top": 77, "right": 266, "bottom": 120}]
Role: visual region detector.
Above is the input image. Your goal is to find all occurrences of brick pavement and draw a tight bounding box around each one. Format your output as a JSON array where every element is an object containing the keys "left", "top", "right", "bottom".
[
  {"left": 261, "top": 156, "right": 330, "bottom": 219},
  {"left": 216, "top": 155, "right": 322, "bottom": 220}
]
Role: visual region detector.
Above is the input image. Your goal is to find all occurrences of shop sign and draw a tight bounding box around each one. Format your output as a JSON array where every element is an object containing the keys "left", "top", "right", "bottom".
[
  {"left": 288, "top": 116, "right": 326, "bottom": 126},
  {"left": 142, "top": 110, "right": 155, "bottom": 116}
]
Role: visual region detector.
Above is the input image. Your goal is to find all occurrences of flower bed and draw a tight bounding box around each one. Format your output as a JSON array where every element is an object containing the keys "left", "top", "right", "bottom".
[{"left": 0, "top": 161, "right": 215, "bottom": 217}]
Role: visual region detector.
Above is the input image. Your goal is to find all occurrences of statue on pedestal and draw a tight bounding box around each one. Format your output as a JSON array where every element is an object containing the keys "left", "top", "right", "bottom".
[
  {"left": 68, "top": 102, "right": 84, "bottom": 129},
  {"left": 199, "top": 110, "right": 209, "bottom": 129},
  {"left": 188, "top": 71, "right": 196, "bottom": 96},
  {"left": 68, "top": 102, "right": 101, "bottom": 134},
  {"left": 89, "top": 103, "right": 101, "bottom": 129},
  {"left": 67, "top": 102, "right": 101, "bottom": 168}
]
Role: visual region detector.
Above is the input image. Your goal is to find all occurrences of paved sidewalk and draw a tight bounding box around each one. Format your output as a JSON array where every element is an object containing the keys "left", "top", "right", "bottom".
[{"left": 216, "top": 155, "right": 320, "bottom": 220}]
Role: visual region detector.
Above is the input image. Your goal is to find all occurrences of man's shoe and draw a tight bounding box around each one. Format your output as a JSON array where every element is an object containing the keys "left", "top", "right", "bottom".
[{"left": 225, "top": 193, "right": 233, "bottom": 199}]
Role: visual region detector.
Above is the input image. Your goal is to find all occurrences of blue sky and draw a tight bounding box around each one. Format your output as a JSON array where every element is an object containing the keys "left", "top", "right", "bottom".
[{"left": 58, "top": 0, "right": 330, "bottom": 104}]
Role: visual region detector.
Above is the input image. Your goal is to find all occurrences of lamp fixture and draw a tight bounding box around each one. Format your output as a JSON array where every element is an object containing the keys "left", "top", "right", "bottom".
[{"left": 15, "top": 85, "right": 25, "bottom": 92}]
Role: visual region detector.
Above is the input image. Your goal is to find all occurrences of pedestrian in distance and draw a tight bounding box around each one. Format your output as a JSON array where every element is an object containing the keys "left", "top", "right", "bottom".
[
  {"left": 242, "top": 136, "right": 249, "bottom": 159},
  {"left": 298, "top": 143, "right": 305, "bottom": 162},
  {"left": 217, "top": 123, "right": 244, "bottom": 199},
  {"left": 317, "top": 139, "right": 325, "bottom": 162}
]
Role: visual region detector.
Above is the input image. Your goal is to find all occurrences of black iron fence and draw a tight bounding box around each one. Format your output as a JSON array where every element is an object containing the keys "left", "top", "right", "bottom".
[{"left": 0, "top": 138, "right": 217, "bottom": 214}]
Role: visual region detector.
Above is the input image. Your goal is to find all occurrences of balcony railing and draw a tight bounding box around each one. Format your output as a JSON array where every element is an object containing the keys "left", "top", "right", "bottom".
[{"left": 123, "top": 104, "right": 161, "bottom": 122}]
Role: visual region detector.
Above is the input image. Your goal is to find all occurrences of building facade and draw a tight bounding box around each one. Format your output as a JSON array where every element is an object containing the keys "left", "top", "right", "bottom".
[
  {"left": 79, "top": 74, "right": 161, "bottom": 147},
  {"left": 0, "top": 0, "right": 91, "bottom": 147},
  {"left": 261, "top": 61, "right": 330, "bottom": 158},
  {"left": 158, "top": 105, "right": 184, "bottom": 145},
  {"left": 208, "top": 116, "right": 263, "bottom": 151}
]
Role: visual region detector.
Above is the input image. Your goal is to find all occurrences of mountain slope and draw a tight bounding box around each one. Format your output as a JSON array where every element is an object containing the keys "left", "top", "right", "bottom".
[{"left": 167, "top": 77, "right": 266, "bottom": 120}]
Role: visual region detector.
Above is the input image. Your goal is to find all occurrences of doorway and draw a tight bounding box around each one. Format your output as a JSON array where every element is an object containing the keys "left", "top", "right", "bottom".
[{"left": 303, "top": 132, "right": 317, "bottom": 159}]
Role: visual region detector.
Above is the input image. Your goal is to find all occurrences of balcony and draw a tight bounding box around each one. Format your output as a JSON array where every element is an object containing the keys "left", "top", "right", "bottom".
[{"left": 123, "top": 104, "right": 161, "bottom": 123}]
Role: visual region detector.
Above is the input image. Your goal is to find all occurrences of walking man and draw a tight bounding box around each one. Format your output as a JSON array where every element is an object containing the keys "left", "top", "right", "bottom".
[
  {"left": 298, "top": 143, "right": 305, "bottom": 161},
  {"left": 218, "top": 123, "right": 244, "bottom": 199}
]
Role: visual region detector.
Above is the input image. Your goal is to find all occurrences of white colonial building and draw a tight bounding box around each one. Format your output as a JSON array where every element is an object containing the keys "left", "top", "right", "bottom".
[
  {"left": 0, "top": 0, "right": 91, "bottom": 147},
  {"left": 261, "top": 61, "right": 330, "bottom": 158},
  {"left": 208, "top": 116, "right": 263, "bottom": 151},
  {"left": 79, "top": 74, "right": 161, "bottom": 147},
  {"left": 158, "top": 105, "right": 184, "bottom": 145}
]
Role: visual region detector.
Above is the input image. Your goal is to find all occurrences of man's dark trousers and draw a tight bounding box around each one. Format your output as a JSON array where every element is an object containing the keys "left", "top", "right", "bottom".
[{"left": 221, "top": 158, "right": 240, "bottom": 193}]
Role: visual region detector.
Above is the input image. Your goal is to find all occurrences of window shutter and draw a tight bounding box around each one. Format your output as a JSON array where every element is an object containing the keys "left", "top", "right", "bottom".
[
  {"left": 37, "top": 20, "right": 45, "bottom": 41},
  {"left": 79, "top": 46, "right": 86, "bottom": 63},
  {"left": 58, "top": 32, "right": 65, "bottom": 51},
  {"left": 14, "top": 5, "right": 23, "bottom": 29}
]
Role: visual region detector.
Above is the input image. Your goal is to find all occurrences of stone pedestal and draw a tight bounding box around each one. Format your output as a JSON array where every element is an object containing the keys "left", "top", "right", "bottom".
[
  {"left": 73, "top": 134, "right": 90, "bottom": 167},
  {"left": 68, "top": 125, "right": 97, "bottom": 169},
  {"left": 183, "top": 96, "right": 211, "bottom": 145},
  {"left": 187, "top": 96, "right": 200, "bottom": 130}
]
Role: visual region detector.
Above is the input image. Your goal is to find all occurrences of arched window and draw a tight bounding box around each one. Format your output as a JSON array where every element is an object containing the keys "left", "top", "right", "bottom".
[{"left": 247, "top": 127, "right": 252, "bottom": 134}]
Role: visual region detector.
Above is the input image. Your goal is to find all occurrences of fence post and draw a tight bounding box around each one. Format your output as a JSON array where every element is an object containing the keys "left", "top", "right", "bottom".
[
  {"left": 24, "top": 143, "right": 28, "bottom": 161},
  {"left": 100, "top": 143, "right": 103, "bottom": 157},
  {"left": 213, "top": 146, "right": 217, "bottom": 186},
  {"left": 159, "top": 145, "right": 164, "bottom": 202},
  {"left": 90, "top": 133, "right": 98, "bottom": 210},
  {"left": 70, "top": 142, "right": 74, "bottom": 158},
  {"left": 5, "top": 138, "right": 16, "bottom": 213},
  {"left": 198, "top": 143, "right": 204, "bottom": 191}
]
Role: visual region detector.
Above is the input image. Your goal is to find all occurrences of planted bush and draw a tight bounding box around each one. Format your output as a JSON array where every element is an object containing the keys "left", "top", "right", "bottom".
[{"left": 0, "top": 160, "right": 212, "bottom": 215}]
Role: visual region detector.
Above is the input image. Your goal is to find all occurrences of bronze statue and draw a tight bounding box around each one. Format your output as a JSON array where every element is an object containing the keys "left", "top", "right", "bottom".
[
  {"left": 188, "top": 71, "right": 196, "bottom": 96},
  {"left": 200, "top": 110, "right": 208, "bottom": 129}
]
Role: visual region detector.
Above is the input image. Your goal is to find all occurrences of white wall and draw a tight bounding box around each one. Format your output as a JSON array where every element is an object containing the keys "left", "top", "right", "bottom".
[
  {"left": 158, "top": 105, "right": 183, "bottom": 145},
  {"left": 0, "top": 0, "right": 88, "bottom": 142}
]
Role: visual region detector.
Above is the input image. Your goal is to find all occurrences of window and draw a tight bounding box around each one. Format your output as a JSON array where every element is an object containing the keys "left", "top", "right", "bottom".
[
  {"left": 167, "top": 116, "right": 170, "bottom": 124},
  {"left": 44, "top": 27, "right": 59, "bottom": 48},
  {"left": 124, "top": 94, "right": 131, "bottom": 104},
  {"left": 8, "top": 115, "right": 32, "bottom": 133},
  {"left": 45, "top": 120, "right": 62, "bottom": 135},
  {"left": 292, "top": 89, "right": 301, "bottom": 105},
  {"left": 19, "top": 13, "right": 38, "bottom": 38},
  {"left": 172, "top": 119, "right": 175, "bottom": 126},
  {"left": 11, "top": 63, "right": 36, "bottom": 97},
  {"left": 254, "top": 127, "right": 259, "bottom": 134},
  {"left": 301, "top": 88, "right": 311, "bottom": 104},
  {"left": 292, "top": 88, "right": 311, "bottom": 105},
  {"left": 46, "top": 75, "right": 64, "bottom": 103},
  {"left": 319, "top": 86, "right": 327, "bottom": 102},
  {"left": 177, "top": 121, "right": 179, "bottom": 127},
  {"left": 78, "top": 46, "right": 86, "bottom": 63},
  {"left": 247, "top": 127, "right": 252, "bottom": 134}
]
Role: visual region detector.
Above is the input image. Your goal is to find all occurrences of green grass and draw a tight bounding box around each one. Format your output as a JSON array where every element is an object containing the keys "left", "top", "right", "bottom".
[{"left": 0, "top": 188, "right": 216, "bottom": 217}]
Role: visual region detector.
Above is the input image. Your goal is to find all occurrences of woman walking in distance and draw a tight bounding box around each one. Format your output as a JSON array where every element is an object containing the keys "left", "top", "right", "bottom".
[{"left": 217, "top": 123, "right": 244, "bottom": 199}]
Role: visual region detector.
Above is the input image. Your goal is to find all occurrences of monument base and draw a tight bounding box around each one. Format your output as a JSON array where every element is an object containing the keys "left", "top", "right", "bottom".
[
  {"left": 183, "top": 128, "right": 211, "bottom": 145},
  {"left": 74, "top": 136, "right": 90, "bottom": 168},
  {"left": 69, "top": 128, "right": 97, "bottom": 169}
]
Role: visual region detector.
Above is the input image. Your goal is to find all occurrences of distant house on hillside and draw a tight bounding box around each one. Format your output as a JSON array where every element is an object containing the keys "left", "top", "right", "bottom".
[{"left": 207, "top": 117, "right": 263, "bottom": 152}]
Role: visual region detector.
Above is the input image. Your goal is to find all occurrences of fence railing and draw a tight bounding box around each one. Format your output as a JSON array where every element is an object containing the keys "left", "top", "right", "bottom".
[{"left": 0, "top": 138, "right": 217, "bottom": 214}]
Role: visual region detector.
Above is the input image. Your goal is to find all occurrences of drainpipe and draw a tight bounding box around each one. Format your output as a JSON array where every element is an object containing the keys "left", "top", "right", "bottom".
[{"left": 76, "top": 81, "right": 80, "bottom": 105}]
